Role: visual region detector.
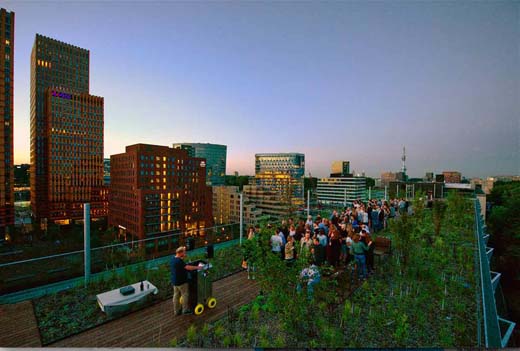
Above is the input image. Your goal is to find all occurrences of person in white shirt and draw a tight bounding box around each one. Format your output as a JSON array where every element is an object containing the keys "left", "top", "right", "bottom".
[
  {"left": 270, "top": 230, "right": 283, "bottom": 255},
  {"left": 305, "top": 215, "right": 313, "bottom": 227}
]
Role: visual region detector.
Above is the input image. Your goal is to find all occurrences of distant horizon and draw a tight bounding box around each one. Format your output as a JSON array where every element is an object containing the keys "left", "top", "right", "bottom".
[
  {"left": 5, "top": 1, "right": 519, "bottom": 179},
  {"left": 12, "top": 159, "right": 518, "bottom": 181}
]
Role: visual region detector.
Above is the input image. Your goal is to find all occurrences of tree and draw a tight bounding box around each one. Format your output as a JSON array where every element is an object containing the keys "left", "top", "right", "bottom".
[
  {"left": 486, "top": 181, "right": 520, "bottom": 346},
  {"left": 487, "top": 182, "right": 520, "bottom": 284},
  {"left": 225, "top": 175, "right": 250, "bottom": 191},
  {"left": 304, "top": 177, "right": 317, "bottom": 194},
  {"left": 365, "top": 177, "right": 376, "bottom": 189}
]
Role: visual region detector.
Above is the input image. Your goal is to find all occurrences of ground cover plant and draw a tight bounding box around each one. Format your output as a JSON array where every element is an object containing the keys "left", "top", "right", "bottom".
[
  {"left": 178, "top": 193, "right": 478, "bottom": 348},
  {"left": 33, "top": 244, "right": 242, "bottom": 345}
]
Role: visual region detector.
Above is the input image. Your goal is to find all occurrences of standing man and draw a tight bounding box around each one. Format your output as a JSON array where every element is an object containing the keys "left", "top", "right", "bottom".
[{"left": 171, "top": 246, "right": 203, "bottom": 316}]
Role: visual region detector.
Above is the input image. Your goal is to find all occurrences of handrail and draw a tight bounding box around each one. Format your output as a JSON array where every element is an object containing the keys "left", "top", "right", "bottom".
[
  {"left": 0, "top": 222, "right": 240, "bottom": 269},
  {"left": 474, "top": 199, "right": 515, "bottom": 347}
]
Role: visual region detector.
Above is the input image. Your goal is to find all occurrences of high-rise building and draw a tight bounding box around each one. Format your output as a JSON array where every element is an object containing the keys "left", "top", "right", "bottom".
[
  {"left": 109, "top": 144, "right": 213, "bottom": 240},
  {"left": 0, "top": 8, "right": 14, "bottom": 237},
  {"left": 331, "top": 161, "right": 351, "bottom": 177},
  {"left": 173, "top": 143, "right": 227, "bottom": 186},
  {"left": 30, "top": 34, "right": 107, "bottom": 223},
  {"left": 316, "top": 177, "right": 366, "bottom": 205},
  {"left": 254, "top": 153, "right": 305, "bottom": 208},
  {"left": 443, "top": 171, "right": 462, "bottom": 183}
]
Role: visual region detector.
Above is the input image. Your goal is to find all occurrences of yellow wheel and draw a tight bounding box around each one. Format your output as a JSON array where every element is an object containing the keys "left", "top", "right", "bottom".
[
  {"left": 179, "top": 296, "right": 183, "bottom": 305},
  {"left": 194, "top": 303, "right": 204, "bottom": 315},
  {"left": 207, "top": 297, "right": 217, "bottom": 309}
]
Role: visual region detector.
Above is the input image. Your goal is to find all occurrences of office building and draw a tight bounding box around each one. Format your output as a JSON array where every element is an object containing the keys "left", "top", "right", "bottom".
[
  {"left": 254, "top": 153, "right": 305, "bottom": 208},
  {"left": 243, "top": 185, "right": 290, "bottom": 218},
  {"left": 381, "top": 172, "right": 397, "bottom": 186},
  {"left": 316, "top": 177, "right": 366, "bottom": 205},
  {"left": 0, "top": 8, "right": 14, "bottom": 236},
  {"left": 30, "top": 34, "right": 107, "bottom": 223},
  {"left": 212, "top": 185, "right": 261, "bottom": 226},
  {"left": 331, "top": 161, "right": 351, "bottom": 177},
  {"left": 109, "top": 144, "right": 213, "bottom": 240},
  {"left": 443, "top": 171, "right": 462, "bottom": 183},
  {"left": 173, "top": 143, "right": 226, "bottom": 186}
]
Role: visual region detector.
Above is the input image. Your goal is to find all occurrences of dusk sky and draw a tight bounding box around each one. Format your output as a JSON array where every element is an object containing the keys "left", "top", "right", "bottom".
[{"left": 6, "top": 1, "right": 519, "bottom": 178}]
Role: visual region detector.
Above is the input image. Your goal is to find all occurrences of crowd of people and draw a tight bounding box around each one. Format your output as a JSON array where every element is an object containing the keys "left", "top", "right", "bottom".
[
  {"left": 172, "top": 198, "right": 410, "bottom": 313},
  {"left": 243, "top": 198, "right": 409, "bottom": 281}
]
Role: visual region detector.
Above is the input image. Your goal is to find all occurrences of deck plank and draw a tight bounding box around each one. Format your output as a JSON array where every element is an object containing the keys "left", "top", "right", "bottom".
[
  {"left": 51, "top": 271, "right": 259, "bottom": 347},
  {"left": 0, "top": 300, "right": 42, "bottom": 347}
]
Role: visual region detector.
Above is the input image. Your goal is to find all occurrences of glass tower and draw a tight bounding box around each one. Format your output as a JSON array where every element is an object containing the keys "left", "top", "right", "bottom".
[
  {"left": 173, "top": 143, "right": 227, "bottom": 186},
  {"left": 254, "top": 153, "right": 305, "bottom": 207}
]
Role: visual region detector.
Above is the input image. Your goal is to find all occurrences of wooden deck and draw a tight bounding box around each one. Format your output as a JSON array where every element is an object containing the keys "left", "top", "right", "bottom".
[
  {"left": 51, "top": 271, "right": 259, "bottom": 347},
  {"left": 0, "top": 300, "right": 42, "bottom": 347}
]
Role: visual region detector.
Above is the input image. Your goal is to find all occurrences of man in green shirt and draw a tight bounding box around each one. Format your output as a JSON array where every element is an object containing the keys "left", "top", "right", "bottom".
[{"left": 351, "top": 234, "right": 372, "bottom": 279}]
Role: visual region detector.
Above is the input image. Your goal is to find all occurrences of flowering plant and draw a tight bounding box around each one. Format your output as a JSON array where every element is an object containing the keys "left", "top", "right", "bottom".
[{"left": 300, "top": 265, "right": 320, "bottom": 283}]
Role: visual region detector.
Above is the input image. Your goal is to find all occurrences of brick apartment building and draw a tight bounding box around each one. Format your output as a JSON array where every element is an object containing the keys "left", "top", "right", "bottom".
[{"left": 109, "top": 144, "right": 213, "bottom": 241}]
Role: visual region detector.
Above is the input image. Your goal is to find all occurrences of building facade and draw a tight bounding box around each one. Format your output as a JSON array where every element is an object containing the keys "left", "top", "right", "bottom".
[
  {"left": 45, "top": 89, "right": 106, "bottom": 222},
  {"left": 212, "top": 185, "right": 261, "bottom": 226},
  {"left": 381, "top": 172, "right": 397, "bottom": 186},
  {"left": 443, "top": 171, "right": 462, "bottom": 183},
  {"left": 254, "top": 153, "right": 305, "bottom": 208},
  {"left": 0, "top": 8, "right": 14, "bottom": 236},
  {"left": 173, "top": 143, "right": 227, "bottom": 186},
  {"left": 109, "top": 144, "right": 213, "bottom": 240},
  {"left": 316, "top": 177, "right": 367, "bottom": 205},
  {"left": 243, "top": 185, "right": 290, "bottom": 218},
  {"left": 30, "top": 34, "right": 107, "bottom": 223},
  {"left": 470, "top": 177, "right": 496, "bottom": 195},
  {"left": 331, "top": 161, "right": 351, "bottom": 177}
]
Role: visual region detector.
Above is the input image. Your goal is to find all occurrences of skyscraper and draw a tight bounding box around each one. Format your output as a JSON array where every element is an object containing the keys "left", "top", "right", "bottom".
[
  {"left": 254, "top": 153, "right": 305, "bottom": 208},
  {"left": 30, "top": 35, "right": 106, "bottom": 223},
  {"left": 0, "top": 8, "right": 14, "bottom": 237},
  {"left": 172, "top": 143, "right": 227, "bottom": 186}
]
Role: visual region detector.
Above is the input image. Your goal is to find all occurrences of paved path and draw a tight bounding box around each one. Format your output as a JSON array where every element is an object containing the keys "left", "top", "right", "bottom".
[{"left": 51, "top": 271, "right": 259, "bottom": 347}]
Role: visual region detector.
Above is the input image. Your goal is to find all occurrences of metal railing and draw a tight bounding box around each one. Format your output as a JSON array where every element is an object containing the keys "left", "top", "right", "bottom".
[
  {"left": 474, "top": 199, "right": 516, "bottom": 347},
  {"left": 0, "top": 200, "right": 338, "bottom": 299},
  {"left": 0, "top": 222, "right": 240, "bottom": 296}
]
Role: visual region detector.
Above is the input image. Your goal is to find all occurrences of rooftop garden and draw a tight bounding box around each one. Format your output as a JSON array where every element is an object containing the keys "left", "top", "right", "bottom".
[
  {"left": 29, "top": 192, "right": 480, "bottom": 347},
  {"left": 177, "top": 193, "right": 478, "bottom": 348},
  {"left": 33, "top": 244, "right": 243, "bottom": 345}
]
